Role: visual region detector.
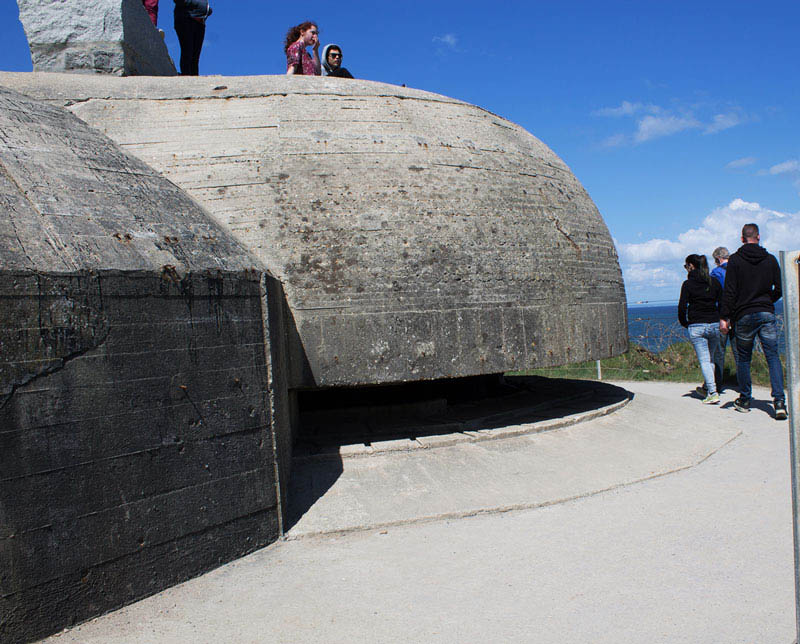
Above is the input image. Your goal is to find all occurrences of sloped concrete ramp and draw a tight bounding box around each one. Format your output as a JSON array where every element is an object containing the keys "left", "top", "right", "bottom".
[{"left": 287, "top": 381, "right": 741, "bottom": 537}]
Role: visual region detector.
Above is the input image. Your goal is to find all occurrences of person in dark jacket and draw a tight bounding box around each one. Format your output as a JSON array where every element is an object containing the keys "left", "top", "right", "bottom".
[
  {"left": 719, "top": 223, "right": 786, "bottom": 419},
  {"left": 174, "top": 0, "right": 211, "bottom": 76},
  {"left": 678, "top": 254, "right": 723, "bottom": 404},
  {"left": 321, "top": 44, "right": 354, "bottom": 78}
]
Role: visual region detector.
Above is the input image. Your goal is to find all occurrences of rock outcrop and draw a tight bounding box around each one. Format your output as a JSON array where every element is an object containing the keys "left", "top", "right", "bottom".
[{"left": 16, "top": 0, "right": 176, "bottom": 75}]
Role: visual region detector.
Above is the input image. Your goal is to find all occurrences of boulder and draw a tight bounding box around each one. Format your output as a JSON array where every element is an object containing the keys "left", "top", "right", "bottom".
[{"left": 16, "top": 0, "right": 176, "bottom": 75}]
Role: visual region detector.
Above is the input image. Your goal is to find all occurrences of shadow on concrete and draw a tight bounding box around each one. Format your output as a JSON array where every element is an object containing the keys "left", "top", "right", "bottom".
[
  {"left": 286, "top": 376, "right": 631, "bottom": 531},
  {"left": 720, "top": 397, "right": 779, "bottom": 419}
]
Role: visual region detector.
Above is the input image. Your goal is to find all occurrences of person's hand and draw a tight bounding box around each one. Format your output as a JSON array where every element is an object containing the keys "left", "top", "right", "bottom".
[
  {"left": 720, "top": 319, "right": 729, "bottom": 335},
  {"left": 313, "top": 40, "right": 320, "bottom": 52}
]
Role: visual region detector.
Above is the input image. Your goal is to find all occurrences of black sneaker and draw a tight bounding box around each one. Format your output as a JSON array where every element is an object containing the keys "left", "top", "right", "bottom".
[
  {"left": 775, "top": 401, "right": 788, "bottom": 421},
  {"left": 733, "top": 395, "right": 751, "bottom": 413},
  {"left": 695, "top": 385, "right": 707, "bottom": 397}
]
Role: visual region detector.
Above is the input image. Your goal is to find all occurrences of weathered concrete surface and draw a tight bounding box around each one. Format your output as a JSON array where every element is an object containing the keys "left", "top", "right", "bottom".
[
  {"left": 0, "top": 73, "right": 628, "bottom": 389},
  {"left": 37, "top": 382, "right": 795, "bottom": 644},
  {"left": 15, "top": 0, "right": 176, "bottom": 76},
  {"left": 287, "top": 381, "right": 739, "bottom": 536},
  {"left": 0, "top": 87, "right": 288, "bottom": 643}
]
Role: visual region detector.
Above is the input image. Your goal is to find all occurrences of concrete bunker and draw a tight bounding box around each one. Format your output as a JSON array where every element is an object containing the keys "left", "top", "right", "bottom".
[
  {"left": 1, "top": 66, "right": 627, "bottom": 644},
  {"left": 0, "top": 86, "right": 291, "bottom": 643}
]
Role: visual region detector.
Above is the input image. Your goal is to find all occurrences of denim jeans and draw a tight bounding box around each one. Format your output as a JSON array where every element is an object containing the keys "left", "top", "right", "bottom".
[
  {"left": 710, "top": 330, "right": 737, "bottom": 387},
  {"left": 688, "top": 323, "right": 722, "bottom": 395},
  {"left": 734, "top": 311, "right": 785, "bottom": 403}
]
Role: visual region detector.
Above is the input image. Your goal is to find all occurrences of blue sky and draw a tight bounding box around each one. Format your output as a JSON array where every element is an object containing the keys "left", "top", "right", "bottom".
[{"left": 2, "top": 1, "right": 799, "bottom": 303}]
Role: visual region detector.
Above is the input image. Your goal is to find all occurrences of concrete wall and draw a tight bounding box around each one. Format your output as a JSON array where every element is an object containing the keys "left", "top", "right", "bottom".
[
  {"left": 0, "top": 272, "right": 284, "bottom": 644},
  {"left": 16, "top": 0, "right": 176, "bottom": 75},
  {"left": 0, "top": 87, "right": 289, "bottom": 643},
  {"left": 0, "top": 73, "right": 628, "bottom": 389}
]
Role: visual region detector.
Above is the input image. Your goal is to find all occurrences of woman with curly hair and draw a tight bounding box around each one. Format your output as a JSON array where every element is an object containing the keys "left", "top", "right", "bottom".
[{"left": 285, "top": 21, "right": 321, "bottom": 75}]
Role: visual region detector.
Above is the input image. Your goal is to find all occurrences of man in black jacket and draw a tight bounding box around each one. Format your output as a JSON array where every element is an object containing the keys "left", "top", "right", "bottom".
[{"left": 720, "top": 223, "right": 787, "bottom": 419}]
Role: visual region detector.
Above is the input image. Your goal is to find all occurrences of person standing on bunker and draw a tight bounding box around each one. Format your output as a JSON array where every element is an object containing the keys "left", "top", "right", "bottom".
[
  {"left": 285, "top": 22, "right": 321, "bottom": 75},
  {"left": 321, "top": 43, "right": 354, "bottom": 78},
  {"left": 142, "top": 0, "right": 159, "bottom": 25},
  {"left": 173, "top": 0, "right": 212, "bottom": 76}
]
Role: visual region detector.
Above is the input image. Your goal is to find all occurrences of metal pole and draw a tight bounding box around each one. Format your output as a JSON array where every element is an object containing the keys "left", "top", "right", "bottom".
[
  {"left": 596, "top": 359, "right": 602, "bottom": 381},
  {"left": 780, "top": 250, "right": 800, "bottom": 641}
]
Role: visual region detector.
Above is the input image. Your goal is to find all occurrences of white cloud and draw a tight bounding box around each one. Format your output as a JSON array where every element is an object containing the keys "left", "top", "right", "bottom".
[
  {"left": 625, "top": 263, "right": 684, "bottom": 289},
  {"left": 704, "top": 111, "right": 744, "bottom": 134},
  {"left": 594, "top": 99, "right": 749, "bottom": 146},
  {"left": 617, "top": 199, "right": 800, "bottom": 297},
  {"left": 600, "top": 133, "right": 628, "bottom": 148},
  {"left": 595, "top": 101, "right": 646, "bottom": 117},
  {"left": 726, "top": 156, "right": 757, "bottom": 169},
  {"left": 768, "top": 159, "right": 800, "bottom": 175},
  {"left": 634, "top": 114, "right": 700, "bottom": 143},
  {"left": 432, "top": 33, "right": 458, "bottom": 49},
  {"left": 757, "top": 159, "right": 800, "bottom": 194}
]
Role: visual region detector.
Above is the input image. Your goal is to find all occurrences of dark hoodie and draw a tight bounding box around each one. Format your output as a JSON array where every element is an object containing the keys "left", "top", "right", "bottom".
[
  {"left": 174, "top": 0, "right": 211, "bottom": 19},
  {"left": 678, "top": 269, "right": 721, "bottom": 327},
  {"left": 321, "top": 43, "right": 354, "bottom": 78},
  {"left": 719, "top": 243, "right": 782, "bottom": 322}
]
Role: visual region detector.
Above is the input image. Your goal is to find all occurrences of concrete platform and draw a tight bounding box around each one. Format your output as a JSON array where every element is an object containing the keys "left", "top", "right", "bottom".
[{"left": 41, "top": 380, "right": 796, "bottom": 644}]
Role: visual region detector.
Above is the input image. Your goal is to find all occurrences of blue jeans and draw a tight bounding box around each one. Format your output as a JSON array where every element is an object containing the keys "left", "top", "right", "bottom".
[
  {"left": 734, "top": 311, "right": 785, "bottom": 403},
  {"left": 688, "top": 323, "right": 722, "bottom": 395}
]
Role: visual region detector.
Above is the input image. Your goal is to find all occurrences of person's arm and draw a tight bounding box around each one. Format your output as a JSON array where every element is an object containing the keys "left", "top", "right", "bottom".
[
  {"left": 770, "top": 256, "right": 783, "bottom": 302},
  {"left": 678, "top": 282, "right": 689, "bottom": 328},
  {"left": 720, "top": 258, "right": 737, "bottom": 319},
  {"left": 286, "top": 43, "right": 300, "bottom": 75},
  {"left": 312, "top": 41, "right": 321, "bottom": 75}
]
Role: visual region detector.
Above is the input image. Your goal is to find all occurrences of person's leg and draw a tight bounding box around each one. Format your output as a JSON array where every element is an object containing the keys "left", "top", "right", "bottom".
[
  {"left": 728, "top": 332, "right": 738, "bottom": 370},
  {"left": 174, "top": 13, "right": 193, "bottom": 75},
  {"left": 734, "top": 313, "right": 757, "bottom": 402},
  {"left": 708, "top": 324, "right": 724, "bottom": 392},
  {"left": 689, "top": 325, "right": 717, "bottom": 395},
  {"left": 190, "top": 19, "right": 205, "bottom": 76},
  {"left": 756, "top": 312, "right": 785, "bottom": 404}
]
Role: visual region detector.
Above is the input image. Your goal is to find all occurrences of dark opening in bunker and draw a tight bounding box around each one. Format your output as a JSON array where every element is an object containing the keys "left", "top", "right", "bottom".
[{"left": 292, "top": 374, "right": 630, "bottom": 457}]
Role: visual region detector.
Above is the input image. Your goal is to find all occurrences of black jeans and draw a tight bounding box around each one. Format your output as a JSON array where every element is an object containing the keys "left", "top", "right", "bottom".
[{"left": 174, "top": 12, "right": 205, "bottom": 75}]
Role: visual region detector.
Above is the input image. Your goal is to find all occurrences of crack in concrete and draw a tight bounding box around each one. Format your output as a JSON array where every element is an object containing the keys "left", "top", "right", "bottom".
[{"left": 548, "top": 215, "right": 582, "bottom": 258}]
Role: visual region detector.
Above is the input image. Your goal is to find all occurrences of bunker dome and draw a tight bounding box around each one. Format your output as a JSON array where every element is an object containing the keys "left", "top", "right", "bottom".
[{"left": 0, "top": 73, "right": 628, "bottom": 390}]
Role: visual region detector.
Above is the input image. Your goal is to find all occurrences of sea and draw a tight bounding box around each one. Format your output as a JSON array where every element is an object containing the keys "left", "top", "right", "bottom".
[{"left": 628, "top": 302, "right": 787, "bottom": 354}]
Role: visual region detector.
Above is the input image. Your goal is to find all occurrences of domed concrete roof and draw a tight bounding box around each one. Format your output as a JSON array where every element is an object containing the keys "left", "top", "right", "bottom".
[
  {"left": 0, "top": 74, "right": 627, "bottom": 387},
  {"left": 0, "top": 84, "right": 254, "bottom": 274}
]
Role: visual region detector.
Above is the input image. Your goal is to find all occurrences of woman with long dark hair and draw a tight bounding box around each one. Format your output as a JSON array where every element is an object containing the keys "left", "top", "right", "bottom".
[
  {"left": 678, "top": 253, "right": 723, "bottom": 403},
  {"left": 285, "top": 21, "right": 321, "bottom": 75}
]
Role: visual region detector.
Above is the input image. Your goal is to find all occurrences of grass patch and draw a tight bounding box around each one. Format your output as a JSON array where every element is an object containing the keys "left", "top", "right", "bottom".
[{"left": 510, "top": 341, "right": 785, "bottom": 388}]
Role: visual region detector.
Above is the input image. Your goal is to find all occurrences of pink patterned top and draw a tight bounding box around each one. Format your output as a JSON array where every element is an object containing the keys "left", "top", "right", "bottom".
[{"left": 286, "top": 41, "right": 319, "bottom": 76}]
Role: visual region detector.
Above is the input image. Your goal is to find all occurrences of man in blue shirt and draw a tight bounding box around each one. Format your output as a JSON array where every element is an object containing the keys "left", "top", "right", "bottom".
[{"left": 711, "top": 246, "right": 729, "bottom": 287}]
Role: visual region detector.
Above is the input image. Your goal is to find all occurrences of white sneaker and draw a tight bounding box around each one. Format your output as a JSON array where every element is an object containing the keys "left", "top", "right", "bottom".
[{"left": 702, "top": 392, "right": 720, "bottom": 405}]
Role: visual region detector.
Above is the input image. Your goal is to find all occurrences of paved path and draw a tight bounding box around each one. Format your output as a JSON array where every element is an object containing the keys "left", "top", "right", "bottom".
[{"left": 44, "top": 381, "right": 796, "bottom": 644}]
